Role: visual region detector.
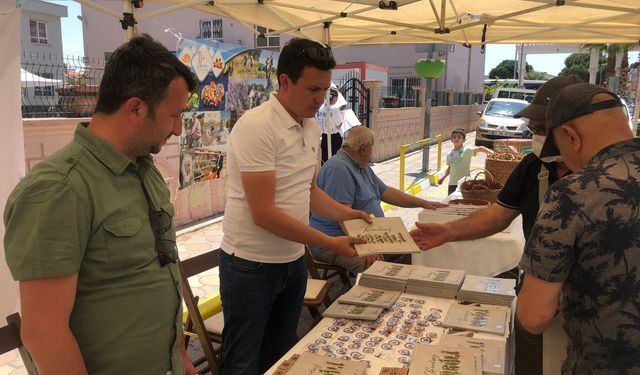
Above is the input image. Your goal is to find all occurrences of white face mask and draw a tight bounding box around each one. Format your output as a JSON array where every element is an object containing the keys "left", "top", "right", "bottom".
[
  {"left": 532, "top": 134, "right": 563, "bottom": 162},
  {"left": 541, "top": 154, "right": 563, "bottom": 163},
  {"left": 531, "top": 135, "right": 545, "bottom": 157}
]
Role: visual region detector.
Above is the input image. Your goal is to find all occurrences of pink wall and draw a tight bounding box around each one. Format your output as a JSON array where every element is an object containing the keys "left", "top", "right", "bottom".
[
  {"left": 22, "top": 118, "right": 226, "bottom": 227},
  {"left": 22, "top": 102, "right": 479, "bottom": 225}
]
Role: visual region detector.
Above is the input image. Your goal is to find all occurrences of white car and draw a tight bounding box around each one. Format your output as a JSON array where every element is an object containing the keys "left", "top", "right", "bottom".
[
  {"left": 620, "top": 98, "right": 634, "bottom": 132},
  {"left": 475, "top": 98, "right": 529, "bottom": 148}
]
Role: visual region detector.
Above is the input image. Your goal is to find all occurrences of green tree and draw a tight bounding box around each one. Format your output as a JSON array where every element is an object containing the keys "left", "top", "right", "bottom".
[
  {"left": 525, "top": 70, "right": 546, "bottom": 80},
  {"left": 488, "top": 59, "right": 533, "bottom": 80},
  {"left": 559, "top": 53, "right": 605, "bottom": 84}
]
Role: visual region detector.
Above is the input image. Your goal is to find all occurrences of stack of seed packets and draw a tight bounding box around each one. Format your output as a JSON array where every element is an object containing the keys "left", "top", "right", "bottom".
[
  {"left": 322, "top": 299, "right": 385, "bottom": 321},
  {"left": 440, "top": 334, "right": 508, "bottom": 375},
  {"left": 457, "top": 275, "right": 516, "bottom": 306},
  {"left": 337, "top": 285, "right": 402, "bottom": 309},
  {"left": 285, "top": 352, "right": 367, "bottom": 375},
  {"left": 359, "top": 261, "right": 414, "bottom": 291},
  {"left": 443, "top": 303, "right": 510, "bottom": 336},
  {"left": 408, "top": 343, "right": 482, "bottom": 375},
  {"left": 406, "top": 266, "right": 466, "bottom": 299}
]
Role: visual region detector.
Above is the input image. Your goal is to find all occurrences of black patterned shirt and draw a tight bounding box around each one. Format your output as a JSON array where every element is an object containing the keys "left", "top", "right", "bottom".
[{"left": 519, "top": 137, "right": 640, "bottom": 374}]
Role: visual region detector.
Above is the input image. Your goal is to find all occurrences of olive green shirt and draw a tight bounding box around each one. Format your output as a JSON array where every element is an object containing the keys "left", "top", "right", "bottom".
[{"left": 4, "top": 123, "right": 184, "bottom": 375}]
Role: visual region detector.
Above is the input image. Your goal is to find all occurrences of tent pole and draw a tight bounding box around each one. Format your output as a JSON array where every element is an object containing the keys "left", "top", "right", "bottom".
[
  {"left": 122, "top": 0, "right": 138, "bottom": 42},
  {"left": 323, "top": 22, "right": 332, "bottom": 161}
]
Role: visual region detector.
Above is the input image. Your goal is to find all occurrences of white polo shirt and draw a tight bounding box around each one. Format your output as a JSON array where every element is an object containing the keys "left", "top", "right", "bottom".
[{"left": 221, "top": 92, "right": 321, "bottom": 263}]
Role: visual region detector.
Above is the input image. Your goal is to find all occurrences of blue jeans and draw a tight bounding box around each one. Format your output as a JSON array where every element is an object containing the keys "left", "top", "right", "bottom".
[{"left": 218, "top": 250, "right": 306, "bottom": 375}]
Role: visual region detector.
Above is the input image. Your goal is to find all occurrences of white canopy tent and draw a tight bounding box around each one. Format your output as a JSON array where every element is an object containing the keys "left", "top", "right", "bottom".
[
  {"left": 75, "top": 0, "right": 640, "bottom": 133},
  {"left": 20, "top": 68, "right": 61, "bottom": 88},
  {"left": 153, "top": 0, "right": 640, "bottom": 45},
  {"left": 78, "top": 0, "right": 640, "bottom": 46}
]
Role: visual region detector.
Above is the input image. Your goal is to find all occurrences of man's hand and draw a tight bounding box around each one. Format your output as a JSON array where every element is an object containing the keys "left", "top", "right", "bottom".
[
  {"left": 409, "top": 222, "right": 451, "bottom": 250},
  {"left": 349, "top": 209, "right": 373, "bottom": 223},
  {"left": 327, "top": 235, "right": 367, "bottom": 257},
  {"left": 420, "top": 200, "right": 447, "bottom": 210},
  {"left": 363, "top": 254, "right": 384, "bottom": 268},
  {"left": 180, "top": 341, "right": 197, "bottom": 375}
]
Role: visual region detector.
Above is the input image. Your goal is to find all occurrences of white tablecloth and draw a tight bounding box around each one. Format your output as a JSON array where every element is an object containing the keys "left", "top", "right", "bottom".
[{"left": 411, "top": 211, "right": 525, "bottom": 277}]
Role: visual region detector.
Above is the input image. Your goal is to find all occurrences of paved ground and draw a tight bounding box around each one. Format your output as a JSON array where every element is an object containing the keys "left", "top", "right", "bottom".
[{"left": 0, "top": 132, "right": 488, "bottom": 374}]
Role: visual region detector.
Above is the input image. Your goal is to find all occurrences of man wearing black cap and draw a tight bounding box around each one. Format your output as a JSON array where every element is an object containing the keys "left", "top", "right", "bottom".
[
  {"left": 517, "top": 83, "right": 640, "bottom": 374},
  {"left": 410, "top": 75, "right": 581, "bottom": 374}
]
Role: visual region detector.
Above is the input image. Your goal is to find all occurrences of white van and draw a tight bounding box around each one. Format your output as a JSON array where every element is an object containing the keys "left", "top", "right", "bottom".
[{"left": 493, "top": 87, "right": 537, "bottom": 103}]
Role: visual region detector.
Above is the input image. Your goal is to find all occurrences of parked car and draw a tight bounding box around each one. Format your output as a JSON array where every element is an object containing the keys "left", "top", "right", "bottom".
[
  {"left": 475, "top": 98, "right": 529, "bottom": 148},
  {"left": 620, "top": 98, "right": 634, "bottom": 133}
]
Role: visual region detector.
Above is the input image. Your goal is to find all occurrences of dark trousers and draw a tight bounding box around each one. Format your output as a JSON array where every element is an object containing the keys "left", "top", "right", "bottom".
[
  {"left": 448, "top": 185, "right": 457, "bottom": 195},
  {"left": 321, "top": 133, "right": 343, "bottom": 163},
  {"left": 515, "top": 315, "right": 543, "bottom": 375},
  {"left": 218, "top": 250, "right": 307, "bottom": 375}
]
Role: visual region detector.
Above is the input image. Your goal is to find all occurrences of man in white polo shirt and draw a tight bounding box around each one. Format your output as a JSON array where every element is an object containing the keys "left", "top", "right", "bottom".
[{"left": 219, "top": 38, "right": 371, "bottom": 375}]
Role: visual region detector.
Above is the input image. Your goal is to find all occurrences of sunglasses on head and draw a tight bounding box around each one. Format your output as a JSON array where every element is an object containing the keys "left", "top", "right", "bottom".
[
  {"left": 284, "top": 45, "right": 334, "bottom": 70},
  {"left": 148, "top": 208, "right": 179, "bottom": 267}
]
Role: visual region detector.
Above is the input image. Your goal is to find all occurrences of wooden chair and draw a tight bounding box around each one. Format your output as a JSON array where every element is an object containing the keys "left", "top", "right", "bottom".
[
  {"left": 311, "top": 258, "right": 352, "bottom": 292},
  {"left": 303, "top": 246, "right": 334, "bottom": 325},
  {"left": 1, "top": 313, "right": 37, "bottom": 375},
  {"left": 178, "top": 249, "right": 224, "bottom": 375}
]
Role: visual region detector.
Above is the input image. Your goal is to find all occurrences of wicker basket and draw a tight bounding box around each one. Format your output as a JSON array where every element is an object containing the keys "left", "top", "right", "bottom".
[
  {"left": 459, "top": 170, "right": 503, "bottom": 203},
  {"left": 485, "top": 152, "right": 523, "bottom": 185}
]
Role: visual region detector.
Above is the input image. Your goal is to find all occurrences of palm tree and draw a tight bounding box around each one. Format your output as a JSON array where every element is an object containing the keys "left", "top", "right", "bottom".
[{"left": 581, "top": 44, "right": 635, "bottom": 92}]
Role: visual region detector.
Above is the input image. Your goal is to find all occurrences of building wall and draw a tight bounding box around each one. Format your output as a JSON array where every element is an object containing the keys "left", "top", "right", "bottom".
[
  {"left": 370, "top": 105, "right": 481, "bottom": 162},
  {"left": 21, "top": 97, "right": 479, "bottom": 224},
  {"left": 365, "top": 80, "right": 480, "bottom": 162},
  {"left": 333, "top": 43, "right": 485, "bottom": 94},
  {"left": 22, "top": 118, "right": 226, "bottom": 228},
  {"left": 20, "top": 0, "right": 66, "bottom": 105},
  {"left": 20, "top": 0, "right": 66, "bottom": 56}
]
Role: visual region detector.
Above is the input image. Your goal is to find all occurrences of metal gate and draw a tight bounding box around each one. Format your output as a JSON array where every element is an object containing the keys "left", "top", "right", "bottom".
[
  {"left": 338, "top": 78, "right": 370, "bottom": 128},
  {"left": 390, "top": 77, "right": 421, "bottom": 107}
]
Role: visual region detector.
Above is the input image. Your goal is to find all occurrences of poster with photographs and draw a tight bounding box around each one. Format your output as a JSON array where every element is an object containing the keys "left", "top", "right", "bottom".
[
  {"left": 176, "top": 38, "right": 279, "bottom": 188},
  {"left": 228, "top": 49, "right": 263, "bottom": 78},
  {"left": 258, "top": 49, "right": 278, "bottom": 90},
  {"left": 199, "top": 73, "right": 228, "bottom": 111},
  {"left": 180, "top": 149, "right": 195, "bottom": 188},
  {"left": 179, "top": 111, "right": 229, "bottom": 188}
]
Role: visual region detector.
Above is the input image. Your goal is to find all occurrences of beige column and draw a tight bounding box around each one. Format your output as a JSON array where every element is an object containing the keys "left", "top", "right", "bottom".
[
  {"left": 0, "top": 4, "right": 24, "bottom": 317},
  {"left": 363, "top": 80, "right": 383, "bottom": 131}
]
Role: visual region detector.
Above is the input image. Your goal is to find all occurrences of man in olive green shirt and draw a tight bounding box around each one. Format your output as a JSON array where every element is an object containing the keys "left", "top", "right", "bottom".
[{"left": 4, "top": 35, "right": 197, "bottom": 374}]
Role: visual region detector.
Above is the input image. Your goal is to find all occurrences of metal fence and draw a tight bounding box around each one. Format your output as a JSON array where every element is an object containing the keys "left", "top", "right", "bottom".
[
  {"left": 21, "top": 52, "right": 105, "bottom": 118},
  {"left": 380, "top": 86, "right": 483, "bottom": 108}
]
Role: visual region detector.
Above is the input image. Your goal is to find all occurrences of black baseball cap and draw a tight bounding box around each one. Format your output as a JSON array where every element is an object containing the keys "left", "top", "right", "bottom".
[
  {"left": 514, "top": 75, "right": 583, "bottom": 121},
  {"left": 539, "top": 83, "right": 623, "bottom": 159}
]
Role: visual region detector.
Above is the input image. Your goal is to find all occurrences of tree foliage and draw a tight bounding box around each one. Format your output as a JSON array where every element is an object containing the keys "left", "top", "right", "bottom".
[
  {"left": 559, "top": 53, "right": 606, "bottom": 83},
  {"left": 488, "top": 59, "right": 534, "bottom": 79}
]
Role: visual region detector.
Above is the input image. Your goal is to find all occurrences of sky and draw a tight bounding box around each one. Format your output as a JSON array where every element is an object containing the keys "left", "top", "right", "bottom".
[
  {"left": 485, "top": 44, "right": 639, "bottom": 76},
  {"left": 48, "top": 1, "right": 638, "bottom": 77},
  {"left": 45, "top": 0, "right": 84, "bottom": 58}
]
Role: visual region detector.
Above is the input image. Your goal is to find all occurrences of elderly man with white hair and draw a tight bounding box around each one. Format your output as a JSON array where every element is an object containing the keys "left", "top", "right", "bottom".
[{"left": 309, "top": 125, "right": 445, "bottom": 273}]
